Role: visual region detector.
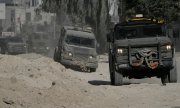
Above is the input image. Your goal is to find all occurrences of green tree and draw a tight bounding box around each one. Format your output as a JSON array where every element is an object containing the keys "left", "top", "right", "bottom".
[
  {"left": 126, "top": 0, "right": 180, "bottom": 22},
  {"left": 42, "top": 0, "right": 109, "bottom": 53}
]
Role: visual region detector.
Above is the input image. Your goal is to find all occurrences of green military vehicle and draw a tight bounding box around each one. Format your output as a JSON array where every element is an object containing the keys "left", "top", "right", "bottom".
[
  {"left": 54, "top": 26, "right": 98, "bottom": 72},
  {"left": 107, "top": 16, "right": 177, "bottom": 85},
  {"left": 5, "top": 36, "right": 27, "bottom": 55}
]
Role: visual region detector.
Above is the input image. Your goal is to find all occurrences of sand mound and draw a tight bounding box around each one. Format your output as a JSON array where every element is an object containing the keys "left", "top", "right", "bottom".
[{"left": 0, "top": 54, "right": 66, "bottom": 89}]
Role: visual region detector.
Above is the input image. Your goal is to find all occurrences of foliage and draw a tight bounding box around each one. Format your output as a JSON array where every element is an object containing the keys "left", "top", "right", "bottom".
[{"left": 126, "top": 0, "right": 180, "bottom": 22}]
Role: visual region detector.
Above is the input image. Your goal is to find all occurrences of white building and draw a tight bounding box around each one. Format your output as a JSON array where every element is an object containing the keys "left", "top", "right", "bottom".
[{"left": 0, "top": 0, "right": 55, "bottom": 34}]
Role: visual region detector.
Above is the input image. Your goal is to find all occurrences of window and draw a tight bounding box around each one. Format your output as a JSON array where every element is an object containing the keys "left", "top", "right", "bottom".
[{"left": 66, "top": 35, "right": 95, "bottom": 48}]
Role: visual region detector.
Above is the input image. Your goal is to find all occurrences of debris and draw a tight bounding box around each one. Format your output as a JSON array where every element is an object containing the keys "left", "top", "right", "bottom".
[
  {"left": 3, "top": 98, "right": 15, "bottom": 105},
  {"left": 52, "top": 81, "right": 56, "bottom": 86},
  {"left": 29, "top": 74, "right": 34, "bottom": 78},
  {"left": 38, "top": 92, "right": 42, "bottom": 95}
]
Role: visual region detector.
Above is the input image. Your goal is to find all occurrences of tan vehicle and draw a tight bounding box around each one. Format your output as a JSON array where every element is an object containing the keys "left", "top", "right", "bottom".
[{"left": 54, "top": 26, "right": 98, "bottom": 72}]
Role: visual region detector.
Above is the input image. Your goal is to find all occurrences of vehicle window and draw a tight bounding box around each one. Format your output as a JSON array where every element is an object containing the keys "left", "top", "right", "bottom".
[
  {"left": 143, "top": 26, "right": 163, "bottom": 36},
  {"left": 66, "top": 35, "right": 95, "bottom": 48},
  {"left": 115, "top": 25, "right": 164, "bottom": 39},
  {"left": 115, "top": 28, "right": 137, "bottom": 39}
]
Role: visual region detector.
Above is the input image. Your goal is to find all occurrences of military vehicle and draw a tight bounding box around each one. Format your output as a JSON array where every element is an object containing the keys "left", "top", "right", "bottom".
[
  {"left": 107, "top": 16, "right": 177, "bottom": 85},
  {"left": 54, "top": 26, "right": 98, "bottom": 72},
  {"left": 28, "top": 32, "right": 50, "bottom": 55},
  {"left": 5, "top": 36, "right": 27, "bottom": 54},
  {"left": 0, "top": 37, "right": 7, "bottom": 54}
]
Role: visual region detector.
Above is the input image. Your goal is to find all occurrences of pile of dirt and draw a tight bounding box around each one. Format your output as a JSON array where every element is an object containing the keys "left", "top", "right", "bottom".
[
  {"left": 0, "top": 54, "right": 63, "bottom": 89},
  {"left": 0, "top": 54, "right": 180, "bottom": 108},
  {"left": 0, "top": 54, "right": 95, "bottom": 108}
]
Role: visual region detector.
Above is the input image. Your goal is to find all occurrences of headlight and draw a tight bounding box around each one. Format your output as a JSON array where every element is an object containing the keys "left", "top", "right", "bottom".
[
  {"left": 89, "top": 56, "right": 93, "bottom": 59},
  {"left": 88, "top": 55, "right": 97, "bottom": 62},
  {"left": 161, "top": 45, "right": 172, "bottom": 52},
  {"left": 166, "top": 45, "right": 171, "bottom": 50},
  {"left": 117, "top": 49, "right": 123, "bottom": 54},
  {"left": 46, "top": 47, "right": 49, "bottom": 50},
  {"left": 116, "top": 48, "right": 127, "bottom": 56},
  {"left": 161, "top": 45, "right": 173, "bottom": 58},
  {"left": 68, "top": 52, "right": 73, "bottom": 56}
]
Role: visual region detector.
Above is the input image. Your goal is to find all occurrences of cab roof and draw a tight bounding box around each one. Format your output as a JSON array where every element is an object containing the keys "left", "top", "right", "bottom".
[
  {"left": 63, "top": 26, "right": 95, "bottom": 39},
  {"left": 66, "top": 30, "right": 95, "bottom": 39},
  {"left": 115, "top": 17, "right": 164, "bottom": 28}
]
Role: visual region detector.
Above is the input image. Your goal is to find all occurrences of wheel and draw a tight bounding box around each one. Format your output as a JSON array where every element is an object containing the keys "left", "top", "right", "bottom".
[
  {"left": 169, "top": 67, "right": 177, "bottom": 83},
  {"left": 169, "top": 56, "right": 177, "bottom": 83},
  {"left": 64, "top": 64, "right": 70, "bottom": 69},
  {"left": 5, "top": 51, "right": 9, "bottom": 55},
  {"left": 109, "top": 54, "right": 114, "bottom": 85},
  {"left": 160, "top": 68, "right": 169, "bottom": 85},
  {"left": 90, "top": 68, "right": 96, "bottom": 72},
  {"left": 109, "top": 55, "right": 123, "bottom": 86},
  {"left": 161, "top": 73, "right": 169, "bottom": 85},
  {"left": 53, "top": 49, "right": 58, "bottom": 62},
  {"left": 113, "top": 70, "right": 123, "bottom": 86}
]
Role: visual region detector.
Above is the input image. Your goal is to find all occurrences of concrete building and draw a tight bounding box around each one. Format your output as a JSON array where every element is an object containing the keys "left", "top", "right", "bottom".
[{"left": 0, "top": 0, "right": 55, "bottom": 35}]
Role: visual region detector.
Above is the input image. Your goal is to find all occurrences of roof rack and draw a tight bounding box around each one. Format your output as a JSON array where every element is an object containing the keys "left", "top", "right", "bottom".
[{"left": 126, "top": 17, "right": 165, "bottom": 24}]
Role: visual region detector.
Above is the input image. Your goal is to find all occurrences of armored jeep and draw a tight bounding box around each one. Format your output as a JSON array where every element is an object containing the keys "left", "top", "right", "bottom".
[
  {"left": 54, "top": 26, "right": 98, "bottom": 72},
  {"left": 0, "top": 37, "right": 7, "bottom": 54},
  {"left": 107, "top": 17, "right": 177, "bottom": 85},
  {"left": 5, "top": 36, "right": 27, "bottom": 54}
]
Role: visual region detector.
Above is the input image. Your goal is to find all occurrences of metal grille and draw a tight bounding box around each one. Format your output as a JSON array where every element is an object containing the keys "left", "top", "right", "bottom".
[
  {"left": 74, "top": 53, "right": 89, "bottom": 61},
  {"left": 130, "top": 46, "right": 159, "bottom": 68},
  {"left": 12, "top": 46, "right": 25, "bottom": 52}
]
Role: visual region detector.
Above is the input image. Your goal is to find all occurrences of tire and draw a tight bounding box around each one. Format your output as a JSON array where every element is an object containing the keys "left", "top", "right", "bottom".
[
  {"left": 169, "top": 56, "right": 177, "bottom": 83},
  {"left": 113, "top": 70, "right": 123, "bottom": 86},
  {"left": 90, "top": 68, "right": 96, "bottom": 72},
  {"left": 161, "top": 73, "right": 169, "bottom": 84},
  {"left": 109, "top": 55, "right": 114, "bottom": 85},
  {"left": 53, "top": 49, "right": 58, "bottom": 62},
  {"left": 5, "top": 51, "right": 9, "bottom": 55},
  {"left": 64, "top": 65, "right": 70, "bottom": 69},
  {"left": 109, "top": 55, "right": 123, "bottom": 86}
]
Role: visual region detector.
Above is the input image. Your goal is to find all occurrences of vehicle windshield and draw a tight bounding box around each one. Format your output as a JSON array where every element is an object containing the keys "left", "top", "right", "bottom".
[
  {"left": 115, "top": 25, "right": 164, "bottom": 40},
  {"left": 65, "top": 35, "right": 95, "bottom": 48}
]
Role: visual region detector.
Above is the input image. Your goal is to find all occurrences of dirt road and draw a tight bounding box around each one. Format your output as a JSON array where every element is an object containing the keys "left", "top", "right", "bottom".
[{"left": 0, "top": 54, "right": 180, "bottom": 108}]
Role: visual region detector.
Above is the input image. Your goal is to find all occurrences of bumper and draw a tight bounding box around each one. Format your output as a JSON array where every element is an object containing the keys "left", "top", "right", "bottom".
[
  {"left": 33, "top": 49, "right": 49, "bottom": 54},
  {"left": 117, "top": 60, "right": 173, "bottom": 70},
  {"left": 61, "top": 58, "right": 98, "bottom": 68},
  {"left": 115, "top": 60, "right": 174, "bottom": 78},
  {"left": 8, "top": 50, "right": 27, "bottom": 54}
]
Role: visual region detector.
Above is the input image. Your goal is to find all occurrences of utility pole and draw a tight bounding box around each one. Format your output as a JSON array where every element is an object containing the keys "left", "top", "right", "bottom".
[
  {"left": 13, "top": 0, "right": 16, "bottom": 35},
  {"left": 53, "top": 13, "right": 56, "bottom": 39}
]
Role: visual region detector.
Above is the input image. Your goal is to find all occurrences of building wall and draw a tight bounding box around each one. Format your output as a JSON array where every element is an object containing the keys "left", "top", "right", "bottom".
[{"left": 1, "top": 0, "right": 54, "bottom": 34}]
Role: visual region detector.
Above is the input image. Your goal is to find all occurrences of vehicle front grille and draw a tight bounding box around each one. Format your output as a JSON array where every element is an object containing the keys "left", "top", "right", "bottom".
[
  {"left": 74, "top": 53, "right": 89, "bottom": 62},
  {"left": 11, "top": 46, "right": 26, "bottom": 53},
  {"left": 130, "top": 46, "right": 159, "bottom": 68}
]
